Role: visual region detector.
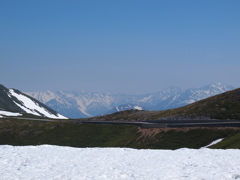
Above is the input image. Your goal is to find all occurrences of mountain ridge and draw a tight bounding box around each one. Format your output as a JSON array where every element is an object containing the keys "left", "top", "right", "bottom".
[{"left": 26, "top": 83, "right": 234, "bottom": 119}]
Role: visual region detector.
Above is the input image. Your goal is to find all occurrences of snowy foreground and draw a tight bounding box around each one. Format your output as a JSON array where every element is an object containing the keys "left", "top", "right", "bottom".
[{"left": 1, "top": 145, "right": 240, "bottom": 180}]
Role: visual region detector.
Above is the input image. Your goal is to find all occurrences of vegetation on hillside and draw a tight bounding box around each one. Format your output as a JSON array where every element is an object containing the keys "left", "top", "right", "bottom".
[
  {"left": 0, "top": 118, "right": 239, "bottom": 149},
  {"left": 210, "top": 130, "right": 240, "bottom": 149}
]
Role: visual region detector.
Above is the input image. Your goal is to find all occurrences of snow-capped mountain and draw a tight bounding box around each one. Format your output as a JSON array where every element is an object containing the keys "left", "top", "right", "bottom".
[
  {"left": 26, "top": 83, "right": 235, "bottom": 119},
  {"left": 26, "top": 91, "right": 132, "bottom": 118},
  {"left": 152, "top": 83, "right": 235, "bottom": 110},
  {"left": 0, "top": 84, "right": 67, "bottom": 119}
]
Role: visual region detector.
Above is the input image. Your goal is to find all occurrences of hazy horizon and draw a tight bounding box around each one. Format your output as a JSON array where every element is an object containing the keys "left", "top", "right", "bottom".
[
  {"left": 1, "top": 1, "right": 240, "bottom": 94},
  {"left": 1, "top": 82, "right": 235, "bottom": 96}
]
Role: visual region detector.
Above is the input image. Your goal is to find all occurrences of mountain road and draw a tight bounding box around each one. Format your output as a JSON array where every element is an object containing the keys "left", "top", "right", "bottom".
[
  {"left": 13, "top": 117, "right": 240, "bottom": 128},
  {"left": 78, "top": 119, "right": 240, "bottom": 128}
]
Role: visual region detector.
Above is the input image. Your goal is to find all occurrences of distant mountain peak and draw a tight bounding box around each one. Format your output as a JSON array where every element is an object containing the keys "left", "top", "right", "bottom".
[
  {"left": 200, "top": 83, "right": 234, "bottom": 93},
  {"left": 204, "top": 82, "right": 232, "bottom": 88}
]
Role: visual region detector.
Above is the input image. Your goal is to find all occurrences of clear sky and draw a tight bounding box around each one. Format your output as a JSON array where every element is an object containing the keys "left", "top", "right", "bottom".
[{"left": 1, "top": 0, "right": 240, "bottom": 94}]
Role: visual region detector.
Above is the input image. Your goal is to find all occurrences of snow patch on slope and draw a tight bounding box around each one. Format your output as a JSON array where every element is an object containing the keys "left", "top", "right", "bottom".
[
  {"left": 185, "top": 99, "right": 195, "bottom": 104},
  {"left": 134, "top": 106, "right": 143, "bottom": 110},
  {"left": 204, "top": 138, "right": 224, "bottom": 148},
  {"left": 0, "top": 110, "right": 22, "bottom": 117},
  {"left": 116, "top": 106, "right": 120, "bottom": 112}
]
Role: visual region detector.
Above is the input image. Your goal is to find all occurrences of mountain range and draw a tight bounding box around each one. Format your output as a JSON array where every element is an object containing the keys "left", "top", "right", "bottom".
[
  {"left": 0, "top": 84, "right": 67, "bottom": 119},
  {"left": 26, "top": 83, "right": 234, "bottom": 119},
  {"left": 90, "top": 86, "right": 240, "bottom": 121}
]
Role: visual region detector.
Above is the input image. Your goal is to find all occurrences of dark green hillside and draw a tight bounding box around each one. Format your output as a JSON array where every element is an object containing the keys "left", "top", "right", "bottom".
[
  {"left": 210, "top": 131, "right": 240, "bottom": 149},
  {"left": 0, "top": 118, "right": 239, "bottom": 149},
  {"left": 88, "top": 88, "right": 240, "bottom": 121}
]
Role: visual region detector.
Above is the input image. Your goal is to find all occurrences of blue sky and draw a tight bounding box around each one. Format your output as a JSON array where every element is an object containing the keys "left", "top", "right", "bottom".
[{"left": 1, "top": 0, "right": 240, "bottom": 94}]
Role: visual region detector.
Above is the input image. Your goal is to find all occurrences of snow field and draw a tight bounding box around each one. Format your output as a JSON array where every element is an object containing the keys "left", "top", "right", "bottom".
[{"left": 0, "top": 145, "right": 240, "bottom": 180}]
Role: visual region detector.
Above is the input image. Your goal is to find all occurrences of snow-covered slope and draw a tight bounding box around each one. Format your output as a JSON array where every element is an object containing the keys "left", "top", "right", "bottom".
[
  {"left": 0, "top": 84, "right": 67, "bottom": 119},
  {"left": 1, "top": 145, "right": 240, "bottom": 180},
  {"left": 26, "top": 83, "right": 234, "bottom": 118}
]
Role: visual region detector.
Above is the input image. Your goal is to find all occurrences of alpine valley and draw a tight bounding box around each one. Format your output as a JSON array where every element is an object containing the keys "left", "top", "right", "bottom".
[{"left": 26, "top": 83, "right": 234, "bottom": 119}]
